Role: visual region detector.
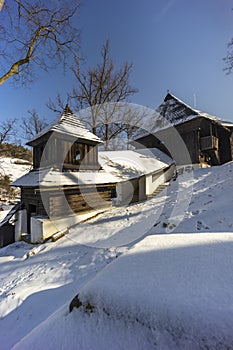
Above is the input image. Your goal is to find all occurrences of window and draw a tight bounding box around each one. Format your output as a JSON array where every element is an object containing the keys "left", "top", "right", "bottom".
[
  {"left": 72, "top": 143, "right": 83, "bottom": 164},
  {"left": 75, "top": 150, "right": 81, "bottom": 161}
]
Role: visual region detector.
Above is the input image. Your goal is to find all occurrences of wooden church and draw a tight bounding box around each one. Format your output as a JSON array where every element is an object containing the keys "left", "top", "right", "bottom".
[
  {"left": 29, "top": 105, "right": 101, "bottom": 172},
  {"left": 133, "top": 93, "right": 233, "bottom": 167},
  {"left": 12, "top": 106, "right": 116, "bottom": 242},
  {"left": 11, "top": 104, "right": 175, "bottom": 243}
]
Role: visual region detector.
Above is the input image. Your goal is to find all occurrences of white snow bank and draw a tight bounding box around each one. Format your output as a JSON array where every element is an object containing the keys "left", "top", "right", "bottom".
[
  {"left": 0, "top": 240, "right": 118, "bottom": 350},
  {"left": 153, "top": 161, "right": 233, "bottom": 234},
  {"left": 2, "top": 162, "right": 233, "bottom": 349},
  {"left": 0, "top": 157, "right": 31, "bottom": 182},
  {"left": 75, "top": 233, "right": 233, "bottom": 349},
  {"left": 13, "top": 233, "right": 233, "bottom": 350}
]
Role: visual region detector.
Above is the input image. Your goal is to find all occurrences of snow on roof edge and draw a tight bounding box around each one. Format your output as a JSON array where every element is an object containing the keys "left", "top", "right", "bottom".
[{"left": 27, "top": 110, "right": 102, "bottom": 145}]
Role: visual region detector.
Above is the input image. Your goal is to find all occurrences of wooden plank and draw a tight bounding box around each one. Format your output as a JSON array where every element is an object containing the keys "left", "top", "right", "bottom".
[
  {"left": 51, "top": 229, "right": 68, "bottom": 242},
  {"left": 49, "top": 187, "right": 112, "bottom": 217}
]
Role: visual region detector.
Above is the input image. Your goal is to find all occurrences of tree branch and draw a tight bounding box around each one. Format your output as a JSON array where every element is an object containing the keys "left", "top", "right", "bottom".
[{"left": 0, "top": 0, "right": 80, "bottom": 85}]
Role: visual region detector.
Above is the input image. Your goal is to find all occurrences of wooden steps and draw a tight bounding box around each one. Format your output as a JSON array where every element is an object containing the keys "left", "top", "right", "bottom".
[{"left": 147, "top": 182, "right": 170, "bottom": 198}]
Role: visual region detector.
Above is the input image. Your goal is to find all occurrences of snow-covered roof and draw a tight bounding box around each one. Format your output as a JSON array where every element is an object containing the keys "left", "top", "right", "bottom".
[
  {"left": 12, "top": 148, "right": 174, "bottom": 187},
  {"left": 27, "top": 105, "right": 102, "bottom": 146},
  {"left": 99, "top": 148, "right": 174, "bottom": 175},
  {"left": 158, "top": 93, "right": 220, "bottom": 124},
  {"left": 0, "top": 202, "right": 22, "bottom": 228},
  {"left": 134, "top": 93, "right": 233, "bottom": 140},
  {"left": 220, "top": 120, "right": 233, "bottom": 128}
]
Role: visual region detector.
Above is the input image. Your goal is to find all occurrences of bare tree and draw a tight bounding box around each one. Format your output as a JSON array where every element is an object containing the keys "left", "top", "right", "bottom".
[
  {"left": 0, "top": 118, "right": 17, "bottom": 144},
  {"left": 224, "top": 39, "right": 233, "bottom": 74},
  {"left": 0, "top": 0, "right": 80, "bottom": 85},
  {"left": 21, "top": 109, "right": 47, "bottom": 139},
  {"left": 47, "top": 93, "right": 67, "bottom": 114},
  {"left": 47, "top": 39, "right": 142, "bottom": 150},
  {"left": 70, "top": 39, "right": 138, "bottom": 137},
  {"left": 93, "top": 103, "right": 149, "bottom": 150},
  {"left": 0, "top": 0, "right": 4, "bottom": 11}
]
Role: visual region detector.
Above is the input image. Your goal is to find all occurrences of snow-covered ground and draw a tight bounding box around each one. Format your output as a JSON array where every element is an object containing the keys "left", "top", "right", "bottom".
[
  {"left": 76, "top": 233, "right": 233, "bottom": 349},
  {"left": 1, "top": 162, "right": 233, "bottom": 349},
  {"left": 0, "top": 157, "right": 31, "bottom": 183},
  {"left": 0, "top": 157, "right": 31, "bottom": 221}
]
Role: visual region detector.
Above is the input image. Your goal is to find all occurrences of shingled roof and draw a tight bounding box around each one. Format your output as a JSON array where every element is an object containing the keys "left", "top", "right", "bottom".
[
  {"left": 134, "top": 93, "right": 233, "bottom": 140},
  {"left": 27, "top": 105, "right": 102, "bottom": 146},
  {"left": 12, "top": 148, "right": 174, "bottom": 187},
  {"left": 156, "top": 93, "right": 222, "bottom": 125}
]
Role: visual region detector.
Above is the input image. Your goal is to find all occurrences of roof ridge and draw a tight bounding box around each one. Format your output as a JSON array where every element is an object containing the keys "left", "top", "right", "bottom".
[
  {"left": 165, "top": 92, "right": 222, "bottom": 121},
  {"left": 27, "top": 107, "right": 102, "bottom": 145},
  {"left": 163, "top": 92, "right": 199, "bottom": 116}
]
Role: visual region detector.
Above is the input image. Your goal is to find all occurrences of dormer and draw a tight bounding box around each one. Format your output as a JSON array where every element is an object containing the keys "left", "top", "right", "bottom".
[{"left": 26, "top": 105, "right": 102, "bottom": 171}]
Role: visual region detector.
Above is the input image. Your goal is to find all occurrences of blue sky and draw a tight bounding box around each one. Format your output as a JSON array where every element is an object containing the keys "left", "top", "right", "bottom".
[{"left": 1, "top": 0, "right": 233, "bottom": 128}]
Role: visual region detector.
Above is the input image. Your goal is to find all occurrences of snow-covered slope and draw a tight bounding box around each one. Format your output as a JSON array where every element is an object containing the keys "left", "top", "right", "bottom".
[
  {"left": 152, "top": 161, "right": 233, "bottom": 234},
  {"left": 0, "top": 157, "right": 31, "bottom": 221},
  {"left": 0, "top": 157, "right": 31, "bottom": 183},
  {"left": 76, "top": 233, "right": 233, "bottom": 349},
  {"left": 0, "top": 162, "right": 233, "bottom": 349}
]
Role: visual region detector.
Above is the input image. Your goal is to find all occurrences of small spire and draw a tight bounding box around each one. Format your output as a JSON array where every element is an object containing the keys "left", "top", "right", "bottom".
[{"left": 64, "top": 104, "right": 73, "bottom": 115}]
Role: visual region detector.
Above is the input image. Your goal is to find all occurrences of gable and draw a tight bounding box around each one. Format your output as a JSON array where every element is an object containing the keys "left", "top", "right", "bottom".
[
  {"left": 27, "top": 106, "right": 102, "bottom": 147},
  {"left": 134, "top": 93, "right": 230, "bottom": 141}
]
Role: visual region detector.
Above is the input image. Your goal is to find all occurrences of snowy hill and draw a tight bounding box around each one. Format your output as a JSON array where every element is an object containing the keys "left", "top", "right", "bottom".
[
  {"left": 0, "top": 157, "right": 31, "bottom": 221},
  {"left": 0, "top": 162, "right": 233, "bottom": 349},
  {"left": 0, "top": 157, "right": 31, "bottom": 183}
]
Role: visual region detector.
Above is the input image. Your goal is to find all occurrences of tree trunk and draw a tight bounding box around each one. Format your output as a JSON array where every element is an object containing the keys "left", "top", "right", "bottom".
[{"left": 105, "top": 123, "right": 109, "bottom": 151}]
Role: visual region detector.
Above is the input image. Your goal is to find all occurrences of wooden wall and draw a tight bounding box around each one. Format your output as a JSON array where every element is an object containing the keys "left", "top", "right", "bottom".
[
  {"left": 49, "top": 186, "right": 115, "bottom": 218},
  {"left": 118, "top": 176, "right": 147, "bottom": 205},
  {"left": 21, "top": 188, "right": 48, "bottom": 216},
  {"left": 217, "top": 127, "right": 232, "bottom": 164},
  {"left": 0, "top": 223, "right": 14, "bottom": 248},
  {"left": 230, "top": 133, "right": 233, "bottom": 160},
  {"left": 134, "top": 117, "right": 232, "bottom": 166},
  {"left": 21, "top": 184, "right": 116, "bottom": 232},
  {"left": 32, "top": 132, "right": 100, "bottom": 170}
]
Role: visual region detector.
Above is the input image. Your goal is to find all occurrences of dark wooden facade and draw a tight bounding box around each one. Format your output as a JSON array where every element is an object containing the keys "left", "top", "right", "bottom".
[
  {"left": 21, "top": 186, "right": 116, "bottom": 218},
  {"left": 32, "top": 132, "right": 100, "bottom": 171},
  {"left": 16, "top": 106, "right": 117, "bottom": 235},
  {"left": 0, "top": 223, "right": 14, "bottom": 248},
  {"left": 134, "top": 94, "right": 233, "bottom": 166},
  {"left": 21, "top": 184, "right": 116, "bottom": 233}
]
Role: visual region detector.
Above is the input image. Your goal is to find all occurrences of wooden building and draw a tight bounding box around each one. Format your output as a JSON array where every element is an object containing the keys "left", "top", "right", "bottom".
[
  {"left": 12, "top": 106, "right": 116, "bottom": 242},
  {"left": 28, "top": 105, "right": 101, "bottom": 172},
  {"left": 0, "top": 203, "right": 22, "bottom": 247},
  {"left": 0, "top": 222, "right": 14, "bottom": 248},
  {"left": 12, "top": 106, "right": 175, "bottom": 243},
  {"left": 133, "top": 93, "right": 233, "bottom": 166}
]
